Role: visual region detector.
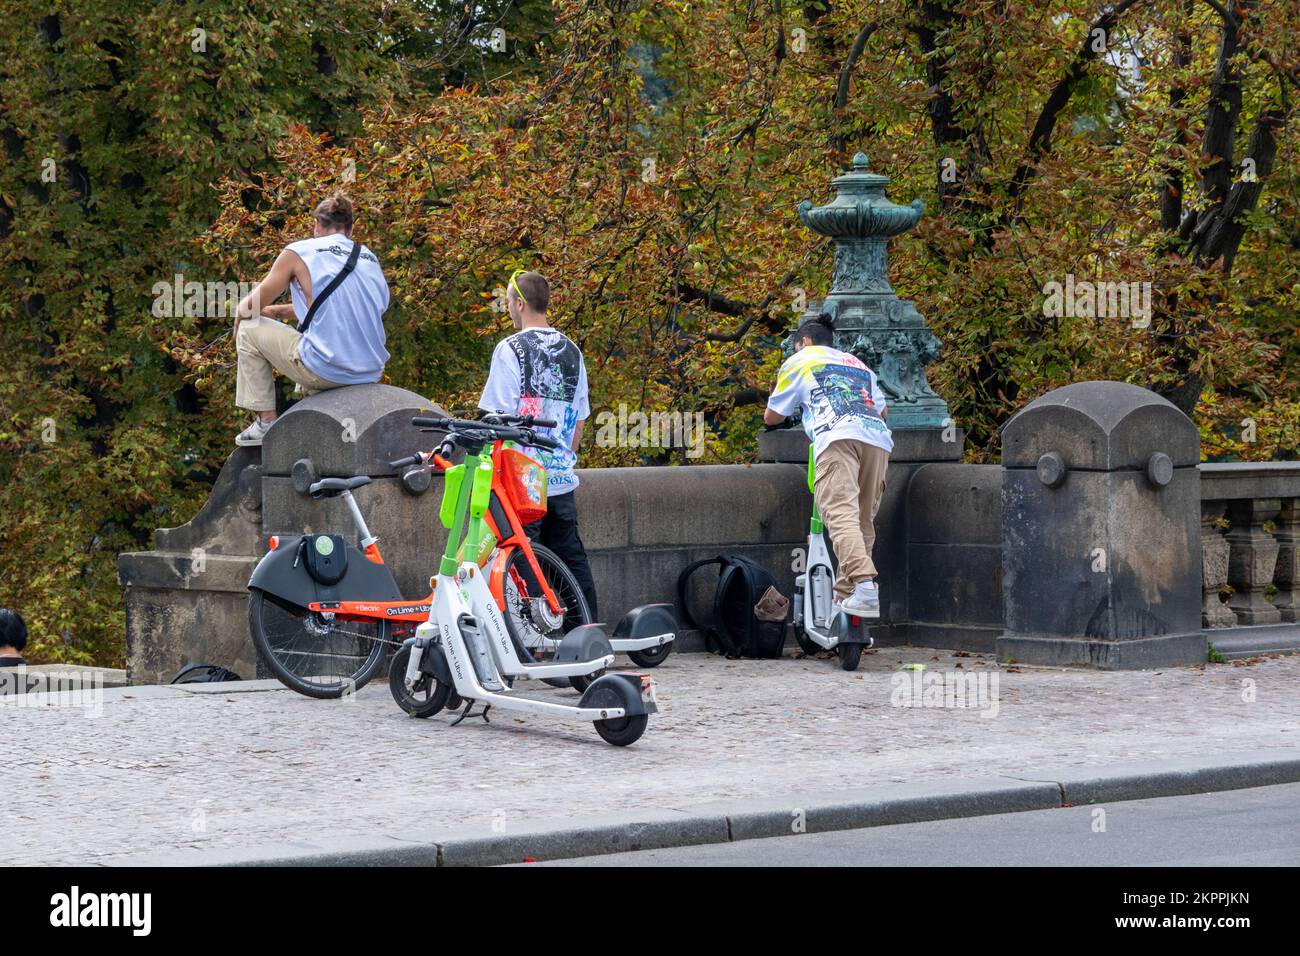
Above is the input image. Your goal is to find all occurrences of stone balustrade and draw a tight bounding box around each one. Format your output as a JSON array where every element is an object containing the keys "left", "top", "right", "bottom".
[{"left": 1199, "top": 462, "right": 1300, "bottom": 628}]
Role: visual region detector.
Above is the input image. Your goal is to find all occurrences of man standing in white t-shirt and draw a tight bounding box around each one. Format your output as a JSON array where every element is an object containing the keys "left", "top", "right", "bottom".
[
  {"left": 230, "top": 194, "right": 390, "bottom": 446},
  {"left": 479, "top": 271, "right": 598, "bottom": 617},
  {"left": 764, "top": 312, "right": 891, "bottom": 618}
]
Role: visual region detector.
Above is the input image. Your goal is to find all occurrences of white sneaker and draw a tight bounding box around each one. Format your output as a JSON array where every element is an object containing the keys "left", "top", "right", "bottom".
[
  {"left": 840, "top": 580, "right": 880, "bottom": 619},
  {"left": 235, "top": 418, "right": 272, "bottom": 447}
]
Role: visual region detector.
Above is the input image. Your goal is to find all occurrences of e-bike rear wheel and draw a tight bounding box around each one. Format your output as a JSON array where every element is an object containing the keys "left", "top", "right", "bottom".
[
  {"left": 500, "top": 543, "right": 598, "bottom": 691},
  {"left": 389, "top": 645, "right": 451, "bottom": 718},
  {"left": 249, "top": 587, "right": 390, "bottom": 699}
]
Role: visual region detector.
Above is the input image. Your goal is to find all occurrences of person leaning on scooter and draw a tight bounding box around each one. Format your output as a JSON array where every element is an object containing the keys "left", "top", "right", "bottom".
[{"left": 764, "top": 312, "right": 892, "bottom": 619}]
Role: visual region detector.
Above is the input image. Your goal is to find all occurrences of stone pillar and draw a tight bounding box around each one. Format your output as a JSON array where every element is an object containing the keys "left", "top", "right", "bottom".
[
  {"left": 1225, "top": 497, "right": 1282, "bottom": 625},
  {"left": 998, "top": 381, "right": 1205, "bottom": 669},
  {"left": 1275, "top": 498, "right": 1300, "bottom": 623},
  {"left": 1200, "top": 501, "right": 1236, "bottom": 628}
]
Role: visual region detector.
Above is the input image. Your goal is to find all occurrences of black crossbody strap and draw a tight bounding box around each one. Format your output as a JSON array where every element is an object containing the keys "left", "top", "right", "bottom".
[{"left": 298, "top": 239, "right": 362, "bottom": 335}]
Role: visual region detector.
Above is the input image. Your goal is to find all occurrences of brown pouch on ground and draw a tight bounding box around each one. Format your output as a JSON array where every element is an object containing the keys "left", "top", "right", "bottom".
[{"left": 753, "top": 585, "right": 790, "bottom": 623}]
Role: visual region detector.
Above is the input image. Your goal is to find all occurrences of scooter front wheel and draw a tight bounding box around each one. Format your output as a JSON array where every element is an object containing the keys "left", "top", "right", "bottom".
[
  {"left": 795, "top": 628, "right": 824, "bottom": 657},
  {"left": 388, "top": 645, "right": 451, "bottom": 718}
]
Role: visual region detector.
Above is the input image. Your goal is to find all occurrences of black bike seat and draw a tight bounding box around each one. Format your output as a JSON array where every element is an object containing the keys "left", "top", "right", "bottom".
[{"left": 309, "top": 475, "right": 372, "bottom": 497}]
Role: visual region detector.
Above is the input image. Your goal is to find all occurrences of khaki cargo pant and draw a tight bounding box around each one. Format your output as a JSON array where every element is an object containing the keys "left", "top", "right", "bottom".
[
  {"left": 235, "top": 316, "right": 343, "bottom": 412},
  {"left": 813, "top": 438, "right": 889, "bottom": 600}
]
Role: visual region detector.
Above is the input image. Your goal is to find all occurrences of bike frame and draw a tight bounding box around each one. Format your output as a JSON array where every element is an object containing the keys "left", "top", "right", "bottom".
[{"left": 302, "top": 442, "right": 563, "bottom": 628}]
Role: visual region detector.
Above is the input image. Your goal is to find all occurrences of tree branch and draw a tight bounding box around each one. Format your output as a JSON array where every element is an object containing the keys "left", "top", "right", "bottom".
[{"left": 1008, "top": 0, "right": 1147, "bottom": 208}]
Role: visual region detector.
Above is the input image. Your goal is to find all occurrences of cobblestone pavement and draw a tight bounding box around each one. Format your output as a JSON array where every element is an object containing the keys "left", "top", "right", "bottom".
[{"left": 3, "top": 647, "right": 1298, "bottom": 865}]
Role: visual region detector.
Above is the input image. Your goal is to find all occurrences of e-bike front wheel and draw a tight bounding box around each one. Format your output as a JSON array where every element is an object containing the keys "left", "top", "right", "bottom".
[
  {"left": 500, "top": 543, "right": 598, "bottom": 691},
  {"left": 249, "top": 588, "right": 390, "bottom": 699}
]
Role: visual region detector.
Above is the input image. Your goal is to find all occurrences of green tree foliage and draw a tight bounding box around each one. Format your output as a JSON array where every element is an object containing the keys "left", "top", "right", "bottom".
[
  {"left": 2, "top": 0, "right": 1297, "bottom": 665},
  {"left": 0, "top": 0, "right": 538, "bottom": 664}
]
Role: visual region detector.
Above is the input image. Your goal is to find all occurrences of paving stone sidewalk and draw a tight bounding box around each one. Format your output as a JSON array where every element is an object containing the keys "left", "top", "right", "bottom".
[{"left": 3, "top": 647, "right": 1299, "bottom": 866}]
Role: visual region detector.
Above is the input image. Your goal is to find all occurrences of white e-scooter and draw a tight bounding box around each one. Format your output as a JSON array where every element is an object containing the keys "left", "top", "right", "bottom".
[
  {"left": 792, "top": 447, "right": 876, "bottom": 671},
  {"left": 391, "top": 417, "right": 658, "bottom": 746}
]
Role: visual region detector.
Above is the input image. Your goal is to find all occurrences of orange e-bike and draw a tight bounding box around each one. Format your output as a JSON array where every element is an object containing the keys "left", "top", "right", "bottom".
[{"left": 247, "top": 414, "right": 674, "bottom": 699}]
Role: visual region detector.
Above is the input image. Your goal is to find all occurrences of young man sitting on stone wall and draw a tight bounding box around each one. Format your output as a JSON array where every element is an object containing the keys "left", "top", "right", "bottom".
[{"left": 230, "top": 194, "right": 391, "bottom": 447}]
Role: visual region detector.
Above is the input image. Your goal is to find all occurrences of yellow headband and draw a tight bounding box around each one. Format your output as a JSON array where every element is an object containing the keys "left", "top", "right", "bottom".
[{"left": 508, "top": 270, "right": 529, "bottom": 308}]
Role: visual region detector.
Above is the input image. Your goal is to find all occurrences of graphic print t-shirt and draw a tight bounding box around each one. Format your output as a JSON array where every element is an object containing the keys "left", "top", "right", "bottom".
[
  {"left": 766, "top": 345, "right": 892, "bottom": 456},
  {"left": 478, "top": 327, "right": 590, "bottom": 495}
]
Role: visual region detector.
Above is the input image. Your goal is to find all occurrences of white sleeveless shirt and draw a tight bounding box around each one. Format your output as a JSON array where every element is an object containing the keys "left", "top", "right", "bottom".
[{"left": 285, "top": 234, "right": 391, "bottom": 384}]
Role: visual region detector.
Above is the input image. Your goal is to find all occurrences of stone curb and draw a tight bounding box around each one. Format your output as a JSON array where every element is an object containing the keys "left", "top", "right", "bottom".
[{"left": 99, "top": 748, "right": 1300, "bottom": 867}]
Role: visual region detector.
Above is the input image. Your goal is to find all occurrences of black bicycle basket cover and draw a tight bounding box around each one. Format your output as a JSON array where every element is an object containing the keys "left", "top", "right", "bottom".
[{"left": 304, "top": 533, "right": 349, "bottom": 586}]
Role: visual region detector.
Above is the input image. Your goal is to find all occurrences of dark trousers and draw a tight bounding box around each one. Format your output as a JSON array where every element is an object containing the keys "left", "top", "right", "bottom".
[{"left": 524, "top": 490, "right": 599, "bottom": 619}]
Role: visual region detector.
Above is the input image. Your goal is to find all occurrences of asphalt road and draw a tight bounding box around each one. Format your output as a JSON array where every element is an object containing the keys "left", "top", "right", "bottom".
[{"left": 525, "top": 782, "right": 1300, "bottom": 866}]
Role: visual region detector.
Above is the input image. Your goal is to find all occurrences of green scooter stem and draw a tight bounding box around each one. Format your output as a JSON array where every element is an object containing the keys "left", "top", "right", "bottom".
[{"left": 439, "top": 450, "right": 480, "bottom": 577}]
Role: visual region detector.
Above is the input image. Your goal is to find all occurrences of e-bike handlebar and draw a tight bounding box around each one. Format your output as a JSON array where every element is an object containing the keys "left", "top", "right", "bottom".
[
  {"left": 409, "top": 417, "right": 561, "bottom": 452},
  {"left": 481, "top": 413, "right": 558, "bottom": 429},
  {"left": 412, "top": 414, "right": 558, "bottom": 431}
]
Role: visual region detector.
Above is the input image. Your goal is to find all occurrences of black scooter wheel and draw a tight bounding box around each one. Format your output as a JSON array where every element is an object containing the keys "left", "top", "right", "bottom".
[
  {"left": 795, "top": 629, "right": 824, "bottom": 657},
  {"left": 627, "top": 642, "right": 672, "bottom": 668},
  {"left": 585, "top": 681, "right": 648, "bottom": 747},
  {"left": 838, "top": 642, "right": 862, "bottom": 671},
  {"left": 389, "top": 645, "right": 451, "bottom": 718}
]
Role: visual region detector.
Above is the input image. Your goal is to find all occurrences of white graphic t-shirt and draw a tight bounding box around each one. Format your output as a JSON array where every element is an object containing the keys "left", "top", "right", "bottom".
[
  {"left": 766, "top": 345, "right": 892, "bottom": 456},
  {"left": 478, "top": 327, "right": 590, "bottom": 495}
]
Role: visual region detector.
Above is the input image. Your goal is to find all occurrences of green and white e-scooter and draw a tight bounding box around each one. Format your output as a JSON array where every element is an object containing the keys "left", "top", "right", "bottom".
[
  {"left": 392, "top": 416, "right": 658, "bottom": 746},
  {"left": 792, "top": 447, "right": 876, "bottom": 671}
]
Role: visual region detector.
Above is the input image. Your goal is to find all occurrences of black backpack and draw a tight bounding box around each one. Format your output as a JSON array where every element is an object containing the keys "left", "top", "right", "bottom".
[
  {"left": 676, "top": 555, "right": 787, "bottom": 659},
  {"left": 171, "top": 663, "right": 243, "bottom": 684}
]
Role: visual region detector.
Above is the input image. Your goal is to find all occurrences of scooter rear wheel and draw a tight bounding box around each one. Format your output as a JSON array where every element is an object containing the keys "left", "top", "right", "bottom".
[
  {"left": 627, "top": 642, "right": 673, "bottom": 668},
  {"left": 584, "top": 682, "right": 648, "bottom": 746},
  {"left": 838, "top": 642, "right": 862, "bottom": 671},
  {"left": 388, "top": 645, "right": 451, "bottom": 718}
]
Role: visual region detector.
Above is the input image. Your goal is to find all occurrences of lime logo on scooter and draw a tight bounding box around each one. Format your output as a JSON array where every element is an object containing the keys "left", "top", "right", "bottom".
[{"left": 314, "top": 536, "right": 334, "bottom": 556}]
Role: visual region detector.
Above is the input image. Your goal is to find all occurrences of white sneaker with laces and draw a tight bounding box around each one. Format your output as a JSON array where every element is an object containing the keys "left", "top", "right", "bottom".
[
  {"left": 840, "top": 580, "right": 881, "bottom": 619},
  {"left": 235, "top": 418, "right": 272, "bottom": 447}
]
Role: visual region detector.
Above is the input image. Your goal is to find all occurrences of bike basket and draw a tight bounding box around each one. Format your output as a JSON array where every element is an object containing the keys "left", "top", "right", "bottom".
[
  {"left": 495, "top": 446, "right": 548, "bottom": 523},
  {"left": 439, "top": 463, "right": 465, "bottom": 529}
]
